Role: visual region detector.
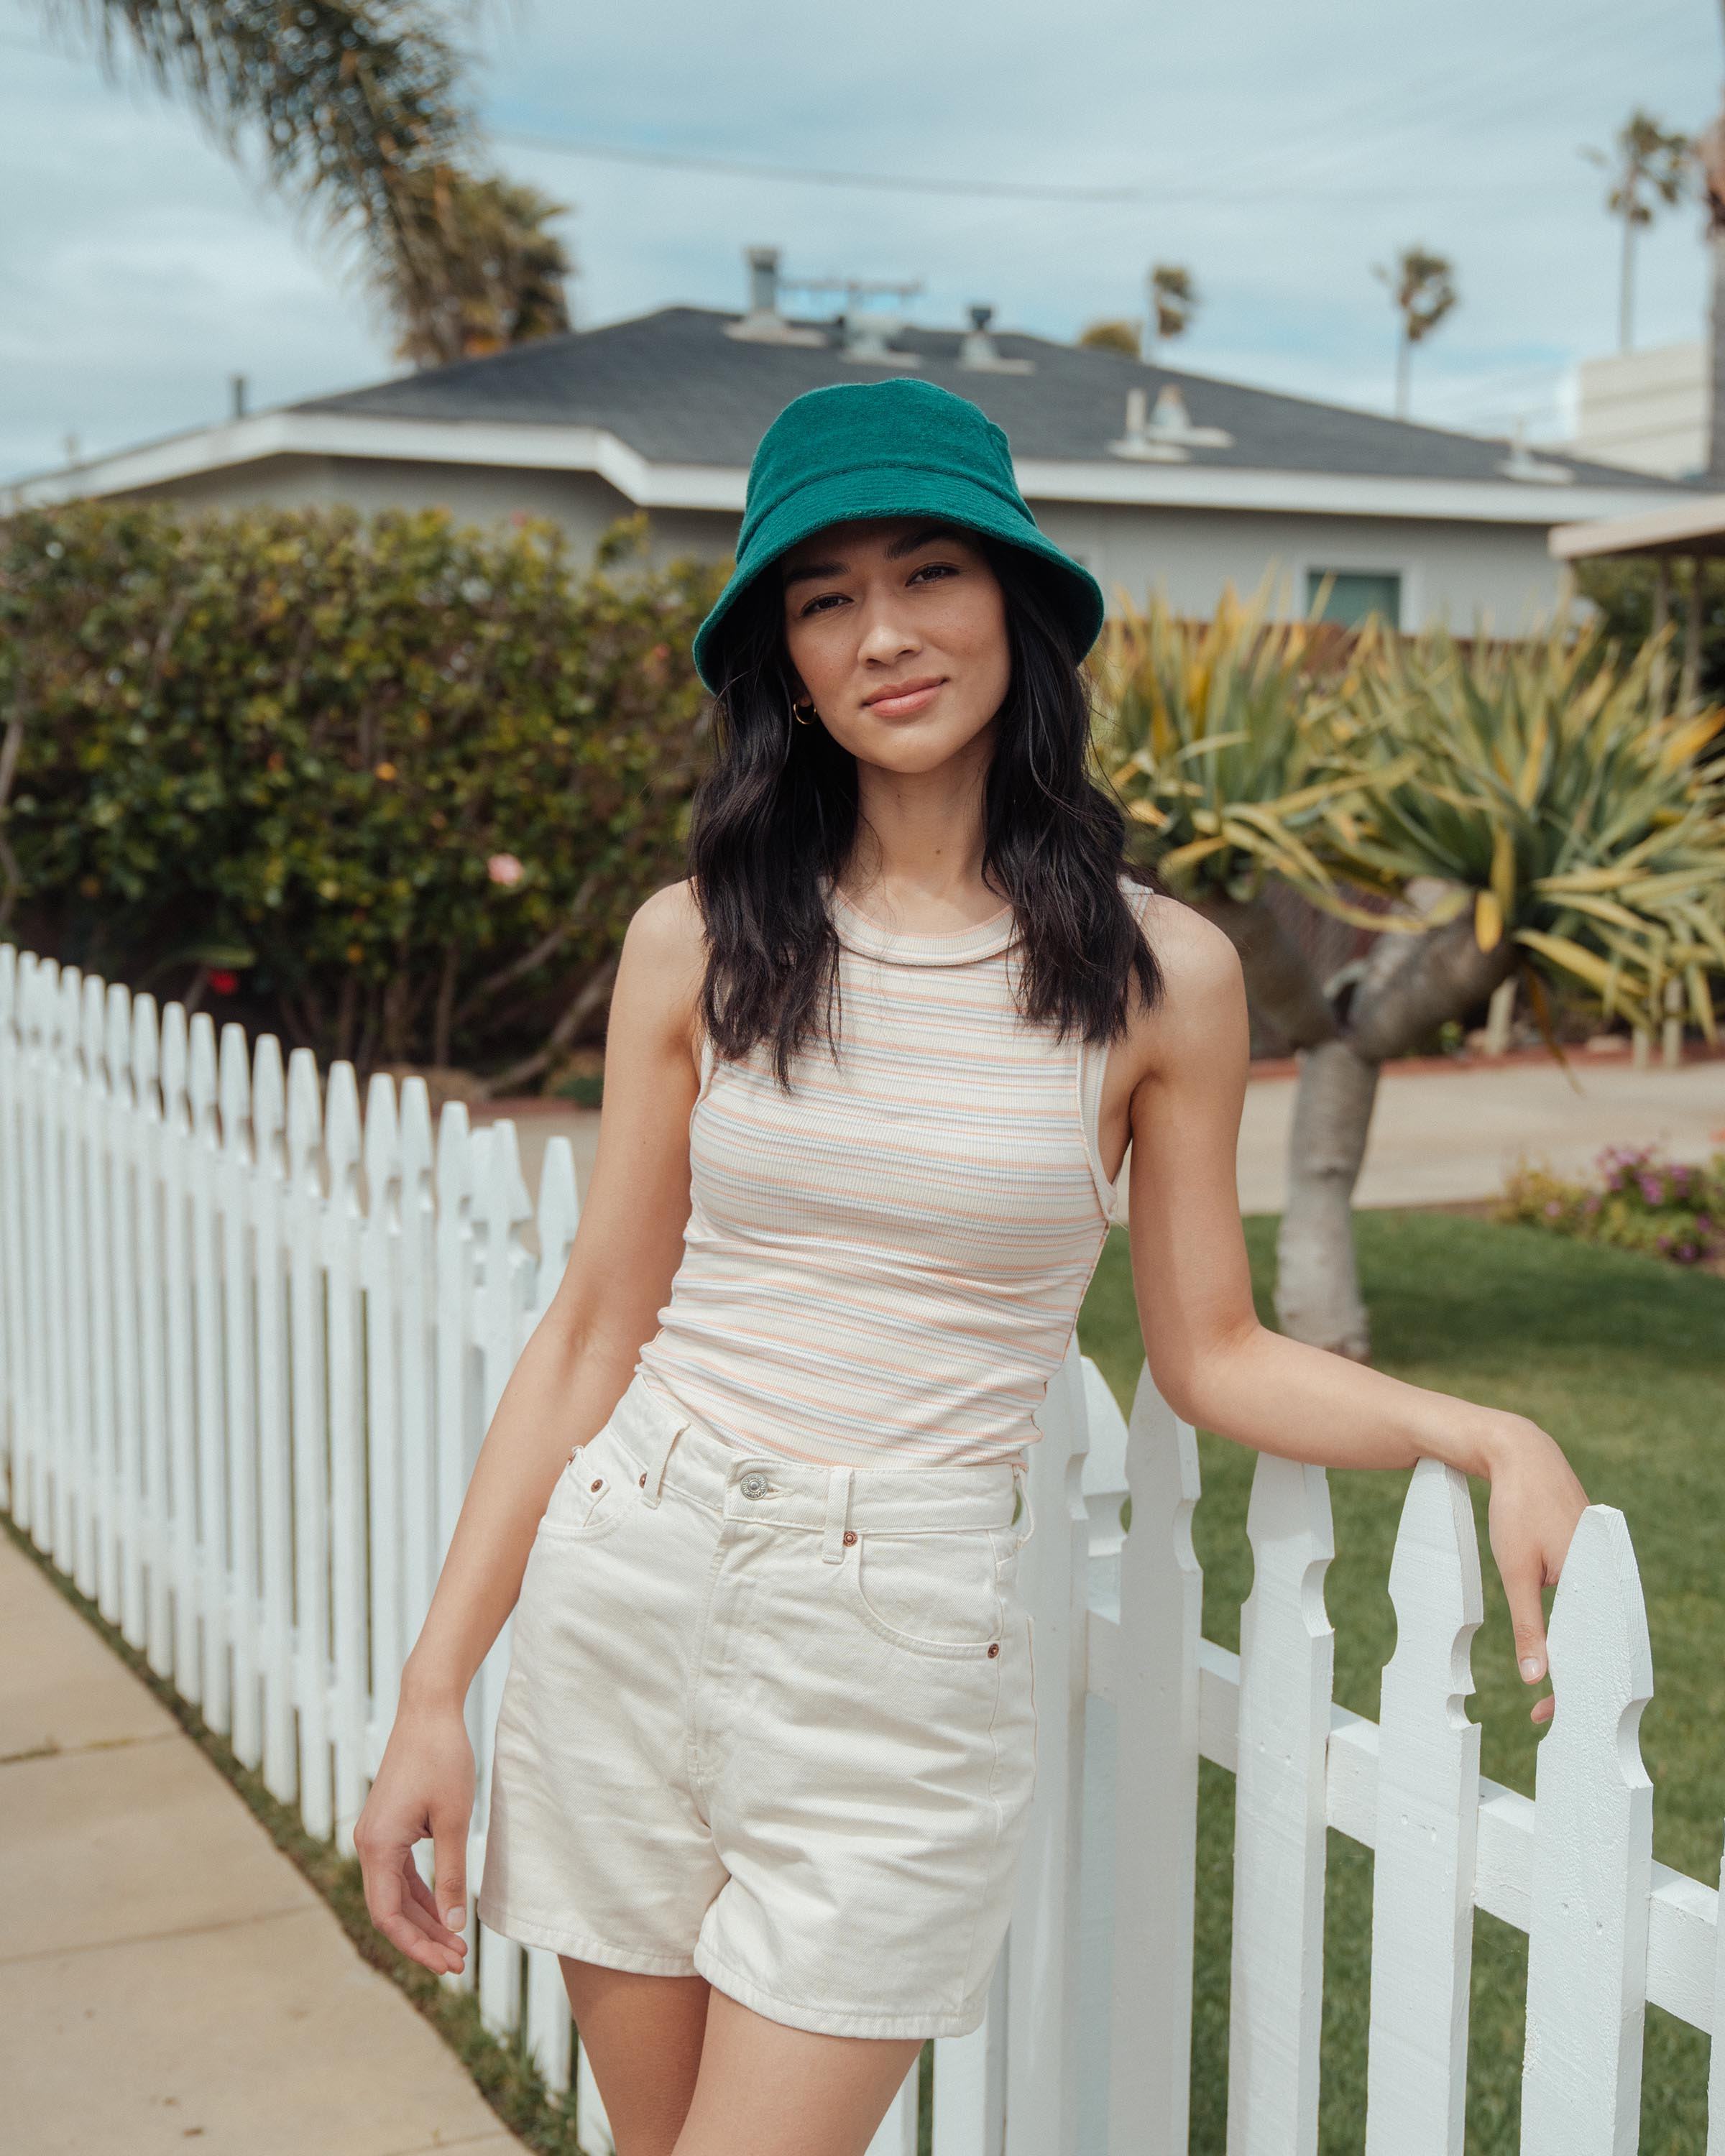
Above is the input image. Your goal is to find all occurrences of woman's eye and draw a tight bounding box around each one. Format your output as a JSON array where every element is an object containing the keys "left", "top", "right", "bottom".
[
  {"left": 908, "top": 561, "right": 958, "bottom": 584},
  {"left": 799, "top": 591, "right": 847, "bottom": 617}
]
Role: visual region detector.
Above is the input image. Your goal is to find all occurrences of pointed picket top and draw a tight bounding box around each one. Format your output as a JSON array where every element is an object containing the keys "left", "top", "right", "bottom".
[
  {"left": 363, "top": 1070, "right": 402, "bottom": 1212},
  {"left": 25, "top": 954, "right": 55, "bottom": 1049},
  {"left": 324, "top": 1060, "right": 362, "bottom": 1194},
  {"left": 81, "top": 972, "right": 109, "bottom": 1079},
  {"left": 487, "top": 1116, "right": 533, "bottom": 1230},
  {"left": 218, "top": 1023, "right": 253, "bottom": 1164},
  {"left": 188, "top": 1011, "right": 219, "bottom": 1143},
  {"left": 0, "top": 941, "right": 15, "bottom": 1034},
  {"left": 160, "top": 1000, "right": 190, "bottom": 1131},
  {"left": 534, "top": 1136, "right": 580, "bottom": 1314},
  {"left": 400, "top": 1077, "right": 435, "bottom": 1199},
  {"left": 1383, "top": 1454, "right": 1484, "bottom": 1697},
  {"left": 252, "top": 1034, "right": 285, "bottom": 1179},
  {"left": 131, "top": 993, "right": 160, "bottom": 1118},
  {"left": 1521, "top": 1503, "right": 1655, "bottom": 2155},
  {"left": 1364, "top": 1455, "right": 1484, "bottom": 2156},
  {"left": 105, "top": 985, "right": 133, "bottom": 1104},
  {"left": 285, "top": 1047, "right": 323, "bottom": 1188},
  {"left": 56, "top": 963, "right": 83, "bottom": 1064},
  {"left": 436, "top": 1098, "right": 472, "bottom": 1213}
]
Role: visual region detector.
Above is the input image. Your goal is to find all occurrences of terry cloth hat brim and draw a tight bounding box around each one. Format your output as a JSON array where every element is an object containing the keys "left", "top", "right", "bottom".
[{"left": 691, "top": 378, "right": 1107, "bottom": 694}]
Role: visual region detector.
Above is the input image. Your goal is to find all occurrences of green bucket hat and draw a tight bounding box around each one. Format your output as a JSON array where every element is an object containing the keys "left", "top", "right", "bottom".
[{"left": 691, "top": 377, "right": 1106, "bottom": 694}]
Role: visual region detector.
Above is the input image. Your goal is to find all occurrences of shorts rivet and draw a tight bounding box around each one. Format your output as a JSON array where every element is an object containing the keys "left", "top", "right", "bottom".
[
  {"left": 638, "top": 1471, "right": 647, "bottom": 1487},
  {"left": 842, "top": 1529, "right": 857, "bottom": 1546},
  {"left": 590, "top": 1478, "right": 603, "bottom": 1492},
  {"left": 987, "top": 1642, "right": 1000, "bottom": 1657}
]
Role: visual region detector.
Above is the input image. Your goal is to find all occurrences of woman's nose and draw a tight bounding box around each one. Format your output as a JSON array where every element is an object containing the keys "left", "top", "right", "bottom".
[{"left": 855, "top": 600, "right": 919, "bottom": 663}]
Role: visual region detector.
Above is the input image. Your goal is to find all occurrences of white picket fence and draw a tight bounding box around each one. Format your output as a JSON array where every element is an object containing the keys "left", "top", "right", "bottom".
[{"left": 2, "top": 939, "right": 1722, "bottom": 2155}]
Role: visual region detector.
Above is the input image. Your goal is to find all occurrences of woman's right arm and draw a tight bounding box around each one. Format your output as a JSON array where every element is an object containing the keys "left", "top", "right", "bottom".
[{"left": 353, "top": 879, "right": 707, "bottom": 1973}]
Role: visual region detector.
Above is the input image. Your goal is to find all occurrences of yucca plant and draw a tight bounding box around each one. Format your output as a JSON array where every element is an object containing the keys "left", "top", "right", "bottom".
[
  {"left": 1275, "top": 619, "right": 1725, "bottom": 1356},
  {"left": 1096, "top": 581, "right": 1409, "bottom": 1045}
]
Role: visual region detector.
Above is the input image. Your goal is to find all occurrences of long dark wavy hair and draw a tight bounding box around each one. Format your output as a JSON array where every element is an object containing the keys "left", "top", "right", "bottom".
[{"left": 689, "top": 535, "right": 1167, "bottom": 1084}]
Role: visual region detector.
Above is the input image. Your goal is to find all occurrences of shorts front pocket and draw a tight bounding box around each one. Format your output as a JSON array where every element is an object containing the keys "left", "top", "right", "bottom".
[
  {"left": 538, "top": 1433, "right": 630, "bottom": 1542},
  {"left": 842, "top": 1526, "right": 1007, "bottom": 1661}
]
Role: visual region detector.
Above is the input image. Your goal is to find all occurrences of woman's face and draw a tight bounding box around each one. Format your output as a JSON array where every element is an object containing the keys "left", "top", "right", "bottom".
[{"left": 778, "top": 517, "right": 1011, "bottom": 775}]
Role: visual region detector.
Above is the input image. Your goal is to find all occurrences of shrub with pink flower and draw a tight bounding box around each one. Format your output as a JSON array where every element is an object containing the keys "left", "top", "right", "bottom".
[
  {"left": 487, "top": 853, "right": 525, "bottom": 888},
  {"left": 1495, "top": 1143, "right": 1725, "bottom": 1269}
]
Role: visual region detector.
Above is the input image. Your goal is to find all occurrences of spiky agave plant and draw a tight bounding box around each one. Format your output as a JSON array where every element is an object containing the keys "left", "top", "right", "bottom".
[
  {"left": 1327, "top": 619, "right": 1725, "bottom": 1045},
  {"left": 1093, "top": 578, "right": 1411, "bottom": 1044}
]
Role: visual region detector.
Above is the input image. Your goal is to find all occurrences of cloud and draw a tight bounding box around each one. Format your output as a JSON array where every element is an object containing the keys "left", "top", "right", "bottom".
[{"left": 1, "top": 0, "right": 1716, "bottom": 479}]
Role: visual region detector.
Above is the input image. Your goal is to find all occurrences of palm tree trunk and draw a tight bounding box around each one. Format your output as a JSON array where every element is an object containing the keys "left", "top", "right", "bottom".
[
  {"left": 1619, "top": 213, "right": 1635, "bottom": 354},
  {"left": 1274, "top": 906, "right": 1518, "bottom": 1358},
  {"left": 1395, "top": 329, "right": 1411, "bottom": 420},
  {"left": 1189, "top": 894, "right": 1338, "bottom": 1051}
]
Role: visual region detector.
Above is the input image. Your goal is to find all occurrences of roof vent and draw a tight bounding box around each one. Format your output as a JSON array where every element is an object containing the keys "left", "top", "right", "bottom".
[
  {"left": 1109, "top": 383, "right": 1234, "bottom": 461},
  {"left": 1497, "top": 420, "right": 1573, "bottom": 486},
  {"left": 840, "top": 308, "right": 922, "bottom": 368},
  {"left": 958, "top": 304, "right": 1034, "bottom": 374},
  {"left": 725, "top": 245, "right": 827, "bottom": 346}
]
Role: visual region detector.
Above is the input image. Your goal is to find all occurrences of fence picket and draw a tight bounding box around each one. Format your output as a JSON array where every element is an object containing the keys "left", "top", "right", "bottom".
[
  {"left": 323, "top": 1061, "right": 368, "bottom": 1852},
  {"left": 58, "top": 967, "right": 96, "bottom": 1598},
  {"left": 105, "top": 984, "right": 146, "bottom": 1648},
  {"left": 1003, "top": 1335, "right": 1092, "bottom": 2156},
  {"left": 129, "top": 994, "right": 172, "bottom": 1679},
  {"left": 159, "top": 1001, "right": 201, "bottom": 1701},
  {"left": 932, "top": 1958, "right": 1009, "bottom": 2156},
  {"left": 397, "top": 1079, "right": 438, "bottom": 1646},
  {"left": 218, "top": 1023, "right": 262, "bottom": 1768},
  {"left": 1228, "top": 1452, "right": 1336, "bottom": 2156},
  {"left": 285, "top": 1047, "right": 334, "bottom": 1838},
  {"left": 251, "top": 1033, "right": 297, "bottom": 1802},
  {"left": 1365, "top": 1456, "right": 1484, "bottom": 2156},
  {"left": 1520, "top": 1505, "right": 1655, "bottom": 2155},
  {"left": 188, "top": 1014, "right": 231, "bottom": 1735},
  {"left": 81, "top": 975, "right": 121, "bottom": 1625},
  {"left": 0, "top": 949, "right": 29, "bottom": 1526},
  {"left": 363, "top": 1074, "right": 406, "bottom": 1749},
  {"left": 1108, "top": 1366, "right": 1204, "bottom": 2156},
  {"left": 865, "top": 2068, "right": 920, "bottom": 2156}
]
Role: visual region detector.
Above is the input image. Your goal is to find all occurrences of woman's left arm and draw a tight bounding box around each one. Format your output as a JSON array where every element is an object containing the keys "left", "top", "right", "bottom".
[{"left": 1123, "top": 905, "right": 1591, "bottom": 1726}]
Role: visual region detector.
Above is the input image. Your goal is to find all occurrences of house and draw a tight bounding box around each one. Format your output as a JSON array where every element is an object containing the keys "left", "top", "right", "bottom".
[
  {"left": 4, "top": 248, "right": 1693, "bottom": 632},
  {"left": 1569, "top": 341, "right": 1705, "bottom": 482}
]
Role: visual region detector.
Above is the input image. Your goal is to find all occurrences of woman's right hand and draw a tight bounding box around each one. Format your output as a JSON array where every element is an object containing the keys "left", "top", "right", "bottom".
[{"left": 354, "top": 1697, "right": 476, "bottom": 1976}]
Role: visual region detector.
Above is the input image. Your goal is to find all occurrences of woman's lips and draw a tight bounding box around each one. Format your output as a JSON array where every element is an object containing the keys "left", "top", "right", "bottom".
[{"left": 862, "top": 678, "right": 944, "bottom": 719}]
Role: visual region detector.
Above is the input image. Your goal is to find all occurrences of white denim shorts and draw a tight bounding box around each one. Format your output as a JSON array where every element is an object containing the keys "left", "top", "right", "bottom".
[{"left": 476, "top": 1370, "right": 1039, "bottom": 2041}]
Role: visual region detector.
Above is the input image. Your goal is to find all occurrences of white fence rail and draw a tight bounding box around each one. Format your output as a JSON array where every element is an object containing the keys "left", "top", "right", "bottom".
[{"left": 1, "top": 941, "right": 1721, "bottom": 2156}]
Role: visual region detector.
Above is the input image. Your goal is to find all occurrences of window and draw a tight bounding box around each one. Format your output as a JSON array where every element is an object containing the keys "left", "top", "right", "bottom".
[{"left": 1305, "top": 569, "right": 1402, "bottom": 629}]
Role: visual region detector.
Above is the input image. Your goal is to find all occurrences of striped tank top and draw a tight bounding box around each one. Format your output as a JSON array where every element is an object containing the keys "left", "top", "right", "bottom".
[{"left": 632, "top": 873, "right": 1149, "bottom": 1468}]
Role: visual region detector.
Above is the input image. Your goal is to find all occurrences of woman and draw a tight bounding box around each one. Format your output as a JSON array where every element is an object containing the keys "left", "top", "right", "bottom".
[{"left": 355, "top": 378, "right": 1588, "bottom": 2156}]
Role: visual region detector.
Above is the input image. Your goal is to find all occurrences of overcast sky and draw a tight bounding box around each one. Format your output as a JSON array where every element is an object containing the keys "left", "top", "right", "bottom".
[{"left": 1, "top": 0, "right": 1716, "bottom": 482}]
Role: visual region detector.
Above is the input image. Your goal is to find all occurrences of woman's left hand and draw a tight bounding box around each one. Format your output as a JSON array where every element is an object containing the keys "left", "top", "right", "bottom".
[{"left": 1478, "top": 1411, "right": 1591, "bottom": 1727}]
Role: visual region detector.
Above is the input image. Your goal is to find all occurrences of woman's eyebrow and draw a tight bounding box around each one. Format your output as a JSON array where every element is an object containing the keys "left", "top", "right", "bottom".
[
  {"left": 781, "top": 556, "right": 847, "bottom": 591},
  {"left": 885, "top": 522, "right": 967, "bottom": 559},
  {"left": 781, "top": 523, "right": 965, "bottom": 591}
]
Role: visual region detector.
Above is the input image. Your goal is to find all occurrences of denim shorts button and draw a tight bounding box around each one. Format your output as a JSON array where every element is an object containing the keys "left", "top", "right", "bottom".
[{"left": 740, "top": 1472, "right": 768, "bottom": 1499}]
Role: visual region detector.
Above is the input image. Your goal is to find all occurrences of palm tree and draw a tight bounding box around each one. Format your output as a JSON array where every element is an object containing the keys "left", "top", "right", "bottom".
[
  {"left": 1372, "top": 244, "right": 1457, "bottom": 420},
  {"left": 1145, "top": 263, "right": 1197, "bottom": 356},
  {"left": 1583, "top": 110, "right": 1692, "bottom": 353},
  {"left": 392, "top": 170, "right": 573, "bottom": 367},
  {"left": 27, "top": 3, "right": 571, "bottom": 367}
]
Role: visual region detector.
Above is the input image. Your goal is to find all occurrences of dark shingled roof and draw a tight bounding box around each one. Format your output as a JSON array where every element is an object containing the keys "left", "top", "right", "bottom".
[{"left": 293, "top": 305, "right": 1684, "bottom": 494}]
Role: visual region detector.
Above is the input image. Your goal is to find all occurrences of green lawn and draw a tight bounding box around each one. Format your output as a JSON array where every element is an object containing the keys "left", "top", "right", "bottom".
[{"left": 1076, "top": 1210, "right": 1725, "bottom": 2155}]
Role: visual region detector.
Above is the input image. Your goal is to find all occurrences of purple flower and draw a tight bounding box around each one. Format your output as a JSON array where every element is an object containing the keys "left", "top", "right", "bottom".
[{"left": 1544, "top": 1199, "right": 1563, "bottom": 1218}]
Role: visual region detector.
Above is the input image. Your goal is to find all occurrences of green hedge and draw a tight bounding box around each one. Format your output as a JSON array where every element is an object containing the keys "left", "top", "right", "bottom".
[{"left": 0, "top": 501, "right": 723, "bottom": 1087}]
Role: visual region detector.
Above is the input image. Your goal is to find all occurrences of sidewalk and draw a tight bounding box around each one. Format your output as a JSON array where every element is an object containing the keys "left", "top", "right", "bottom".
[
  {"left": 0, "top": 1532, "right": 522, "bottom": 2156},
  {"left": 479, "top": 1051, "right": 1725, "bottom": 1222}
]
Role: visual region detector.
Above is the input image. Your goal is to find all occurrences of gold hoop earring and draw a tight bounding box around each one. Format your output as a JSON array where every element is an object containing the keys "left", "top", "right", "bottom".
[{"left": 791, "top": 697, "right": 816, "bottom": 727}]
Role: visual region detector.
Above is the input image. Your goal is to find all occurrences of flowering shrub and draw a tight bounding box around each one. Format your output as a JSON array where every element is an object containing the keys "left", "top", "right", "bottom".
[
  {"left": 0, "top": 500, "right": 724, "bottom": 1086},
  {"left": 1494, "top": 1144, "right": 1725, "bottom": 1268}
]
